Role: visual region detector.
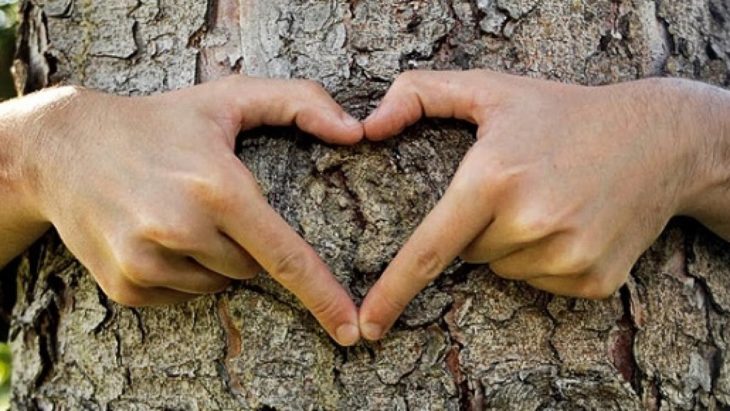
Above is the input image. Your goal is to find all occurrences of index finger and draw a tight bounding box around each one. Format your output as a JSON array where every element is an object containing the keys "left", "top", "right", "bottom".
[
  {"left": 358, "top": 160, "right": 494, "bottom": 340},
  {"left": 220, "top": 166, "right": 360, "bottom": 346}
]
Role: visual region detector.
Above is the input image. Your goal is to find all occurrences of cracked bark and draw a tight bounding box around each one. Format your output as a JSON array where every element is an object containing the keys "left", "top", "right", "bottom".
[{"left": 8, "top": 0, "right": 730, "bottom": 409}]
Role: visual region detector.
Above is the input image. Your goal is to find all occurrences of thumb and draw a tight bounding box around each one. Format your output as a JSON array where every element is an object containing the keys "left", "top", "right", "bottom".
[
  {"left": 192, "top": 75, "right": 364, "bottom": 145},
  {"left": 364, "top": 70, "right": 497, "bottom": 141}
]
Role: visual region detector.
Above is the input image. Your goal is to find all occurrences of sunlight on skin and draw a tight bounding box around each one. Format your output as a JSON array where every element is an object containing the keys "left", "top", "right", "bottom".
[
  {"left": 0, "top": 70, "right": 728, "bottom": 347},
  {"left": 358, "top": 70, "right": 730, "bottom": 341},
  {"left": 0, "top": 77, "right": 364, "bottom": 346}
]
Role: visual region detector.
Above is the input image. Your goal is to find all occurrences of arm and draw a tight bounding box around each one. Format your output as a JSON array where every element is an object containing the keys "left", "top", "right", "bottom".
[
  {"left": 0, "top": 88, "right": 67, "bottom": 267},
  {"left": 670, "top": 79, "right": 730, "bottom": 239},
  {"left": 0, "top": 77, "right": 364, "bottom": 346},
  {"left": 357, "top": 70, "right": 730, "bottom": 341}
]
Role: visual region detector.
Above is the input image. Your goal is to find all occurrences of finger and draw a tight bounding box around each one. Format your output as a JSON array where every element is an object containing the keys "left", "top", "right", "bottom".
[
  {"left": 358, "top": 164, "right": 495, "bottom": 341},
  {"left": 461, "top": 197, "right": 572, "bottom": 264},
  {"left": 100, "top": 279, "right": 198, "bottom": 308},
  {"left": 364, "top": 70, "right": 488, "bottom": 141},
  {"left": 525, "top": 238, "right": 641, "bottom": 299},
  {"left": 460, "top": 220, "right": 538, "bottom": 264},
  {"left": 218, "top": 168, "right": 360, "bottom": 346},
  {"left": 123, "top": 252, "right": 233, "bottom": 295},
  {"left": 488, "top": 234, "right": 598, "bottom": 280},
  {"left": 525, "top": 270, "right": 626, "bottom": 300},
  {"left": 199, "top": 76, "right": 364, "bottom": 145},
  {"left": 189, "top": 232, "right": 263, "bottom": 280}
]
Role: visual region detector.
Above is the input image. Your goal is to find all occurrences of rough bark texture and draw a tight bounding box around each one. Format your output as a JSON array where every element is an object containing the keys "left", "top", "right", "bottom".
[{"left": 7, "top": 0, "right": 730, "bottom": 409}]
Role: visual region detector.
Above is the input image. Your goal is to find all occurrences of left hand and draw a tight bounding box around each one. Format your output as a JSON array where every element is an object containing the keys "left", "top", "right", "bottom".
[{"left": 357, "top": 70, "right": 716, "bottom": 341}]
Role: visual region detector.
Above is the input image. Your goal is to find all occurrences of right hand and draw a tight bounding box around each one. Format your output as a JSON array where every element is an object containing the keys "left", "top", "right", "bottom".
[{"left": 21, "top": 76, "right": 363, "bottom": 346}]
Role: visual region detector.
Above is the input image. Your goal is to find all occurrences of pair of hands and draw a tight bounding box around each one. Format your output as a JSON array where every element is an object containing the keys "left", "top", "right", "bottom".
[{"left": 9, "top": 71, "right": 727, "bottom": 346}]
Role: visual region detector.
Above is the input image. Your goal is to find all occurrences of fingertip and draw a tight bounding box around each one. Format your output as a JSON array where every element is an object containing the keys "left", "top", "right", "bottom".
[
  {"left": 324, "top": 295, "right": 361, "bottom": 346},
  {"left": 298, "top": 108, "right": 364, "bottom": 145},
  {"left": 335, "top": 323, "right": 361, "bottom": 346},
  {"left": 360, "top": 321, "right": 384, "bottom": 341},
  {"left": 340, "top": 111, "right": 361, "bottom": 129},
  {"left": 337, "top": 111, "right": 365, "bottom": 144},
  {"left": 358, "top": 292, "right": 391, "bottom": 341},
  {"left": 363, "top": 106, "right": 403, "bottom": 142}
]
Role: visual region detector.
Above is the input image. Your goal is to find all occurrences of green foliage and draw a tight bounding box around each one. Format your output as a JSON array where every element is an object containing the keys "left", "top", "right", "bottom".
[
  {"left": 0, "top": 343, "right": 10, "bottom": 410},
  {"left": 0, "top": 0, "right": 17, "bottom": 100}
]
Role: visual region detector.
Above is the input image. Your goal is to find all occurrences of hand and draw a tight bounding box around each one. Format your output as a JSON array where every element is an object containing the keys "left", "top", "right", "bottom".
[
  {"left": 22, "top": 76, "right": 363, "bottom": 346},
  {"left": 358, "top": 70, "right": 719, "bottom": 341}
]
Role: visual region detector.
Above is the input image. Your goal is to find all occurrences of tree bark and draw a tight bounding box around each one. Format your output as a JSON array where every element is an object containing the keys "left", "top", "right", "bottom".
[{"left": 8, "top": 0, "right": 730, "bottom": 409}]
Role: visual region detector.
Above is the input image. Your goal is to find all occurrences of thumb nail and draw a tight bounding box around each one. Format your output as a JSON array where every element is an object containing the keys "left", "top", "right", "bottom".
[
  {"left": 360, "top": 322, "right": 383, "bottom": 341},
  {"left": 336, "top": 323, "right": 360, "bottom": 346}
]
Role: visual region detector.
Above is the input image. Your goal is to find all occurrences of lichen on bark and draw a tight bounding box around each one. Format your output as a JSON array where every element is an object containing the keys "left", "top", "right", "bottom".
[{"left": 9, "top": 0, "right": 730, "bottom": 409}]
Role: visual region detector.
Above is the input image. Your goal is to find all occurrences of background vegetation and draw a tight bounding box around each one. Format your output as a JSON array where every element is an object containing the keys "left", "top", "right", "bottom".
[
  {"left": 0, "top": 0, "right": 15, "bottom": 99},
  {"left": 0, "top": 1, "right": 18, "bottom": 408}
]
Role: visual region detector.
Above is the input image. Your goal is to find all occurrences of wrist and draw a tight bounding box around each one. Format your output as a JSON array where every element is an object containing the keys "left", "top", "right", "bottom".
[
  {"left": 0, "top": 101, "right": 44, "bottom": 225},
  {"left": 1, "top": 86, "right": 90, "bottom": 220},
  {"left": 658, "top": 78, "right": 730, "bottom": 236},
  {"left": 0, "top": 89, "right": 74, "bottom": 266}
]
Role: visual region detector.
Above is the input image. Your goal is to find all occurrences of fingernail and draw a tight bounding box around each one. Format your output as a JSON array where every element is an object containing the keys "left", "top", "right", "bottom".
[
  {"left": 340, "top": 112, "right": 361, "bottom": 128},
  {"left": 361, "top": 322, "right": 383, "bottom": 341},
  {"left": 336, "top": 323, "right": 360, "bottom": 346},
  {"left": 364, "top": 108, "right": 379, "bottom": 123}
]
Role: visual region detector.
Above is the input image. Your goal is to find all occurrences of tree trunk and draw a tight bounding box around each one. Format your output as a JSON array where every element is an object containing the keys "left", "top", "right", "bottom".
[{"left": 8, "top": 0, "right": 730, "bottom": 409}]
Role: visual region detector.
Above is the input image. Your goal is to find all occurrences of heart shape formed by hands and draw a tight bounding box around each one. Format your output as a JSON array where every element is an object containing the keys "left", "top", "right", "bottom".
[
  {"left": 232, "top": 69, "right": 700, "bottom": 347},
  {"left": 25, "top": 70, "right": 718, "bottom": 348}
]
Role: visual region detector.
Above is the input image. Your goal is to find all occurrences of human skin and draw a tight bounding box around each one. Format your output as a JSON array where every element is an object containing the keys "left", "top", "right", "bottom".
[
  {"left": 2, "top": 71, "right": 729, "bottom": 347},
  {"left": 0, "top": 76, "right": 364, "bottom": 346},
  {"left": 358, "top": 70, "right": 730, "bottom": 341}
]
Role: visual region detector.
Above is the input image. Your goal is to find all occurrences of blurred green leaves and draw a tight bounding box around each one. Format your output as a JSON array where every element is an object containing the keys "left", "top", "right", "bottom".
[
  {"left": 0, "top": 0, "right": 17, "bottom": 100},
  {"left": 0, "top": 0, "right": 17, "bottom": 29},
  {"left": 0, "top": 343, "right": 9, "bottom": 410}
]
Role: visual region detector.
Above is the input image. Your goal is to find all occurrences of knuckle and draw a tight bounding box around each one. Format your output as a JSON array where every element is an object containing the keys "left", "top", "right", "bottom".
[
  {"left": 575, "top": 274, "right": 618, "bottom": 300},
  {"left": 452, "top": 157, "right": 518, "bottom": 202},
  {"left": 407, "top": 248, "right": 445, "bottom": 283},
  {"left": 298, "top": 79, "right": 326, "bottom": 95},
  {"left": 114, "top": 249, "right": 160, "bottom": 288},
  {"left": 450, "top": 161, "right": 496, "bottom": 200},
  {"left": 393, "top": 71, "right": 420, "bottom": 89},
  {"left": 271, "top": 249, "right": 314, "bottom": 284},
  {"left": 239, "top": 269, "right": 259, "bottom": 280},
  {"left": 509, "top": 211, "right": 556, "bottom": 242},
  {"left": 293, "top": 107, "right": 322, "bottom": 131},
  {"left": 307, "top": 293, "right": 341, "bottom": 320},
  {"left": 380, "top": 289, "right": 409, "bottom": 313},
  {"left": 208, "top": 277, "right": 233, "bottom": 294},
  {"left": 218, "top": 75, "right": 252, "bottom": 94},
  {"left": 545, "top": 240, "right": 598, "bottom": 275},
  {"left": 185, "top": 172, "right": 231, "bottom": 210},
  {"left": 105, "top": 284, "right": 147, "bottom": 308},
  {"left": 137, "top": 221, "right": 198, "bottom": 251},
  {"left": 488, "top": 261, "right": 520, "bottom": 280},
  {"left": 239, "top": 259, "right": 262, "bottom": 280},
  {"left": 111, "top": 292, "right": 146, "bottom": 308}
]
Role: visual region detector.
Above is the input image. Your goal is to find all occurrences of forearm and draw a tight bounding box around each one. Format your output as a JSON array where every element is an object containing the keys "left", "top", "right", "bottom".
[
  {"left": 0, "top": 92, "right": 56, "bottom": 268},
  {"left": 668, "top": 78, "right": 730, "bottom": 240}
]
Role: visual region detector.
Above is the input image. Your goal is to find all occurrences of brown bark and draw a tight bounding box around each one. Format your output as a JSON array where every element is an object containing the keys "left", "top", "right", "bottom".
[{"left": 8, "top": 0, "right": 730, "bottom": 409}]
